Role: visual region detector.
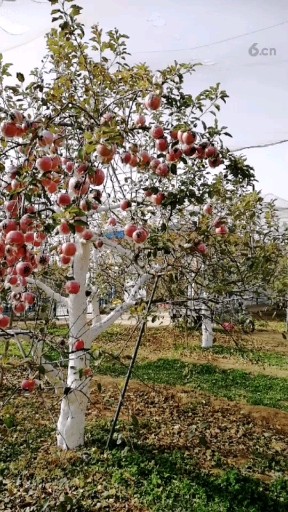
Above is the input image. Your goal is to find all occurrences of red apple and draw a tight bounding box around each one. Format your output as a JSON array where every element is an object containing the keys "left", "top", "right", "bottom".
[
  {"left": 156, "top": 138, "right": 168, "bottom": 152},
  {"left": 20, "top": 214, "right": 34, "bottom": 232},
  {"left": 57, "top": 193, "right": 72, "bottom": 207},
  {"left": 81, "top": 229, "right": 93, "bottom": 240},
  {"left": 96, "top": 143, "right": 114, "bottom": 158},
  {"left": 152, "top": 192, "right": 165, "bottom": 205},
  {"left": 1, "top": 219, "right": 18, "bottom": 234},
  {"left": 150, "top": 125, "right": 164, "bottom": 139},
  {"left": 21, "top": 379, "right": 37, "bottom": 392},
  {"left": 170, "top": 130, "right": 178, "bottom": 140},
  {"left": 22, "top": 292, "right": 36, "bottom": 305},
  {"left": 36, "top": 157, "right": 53, "bottom": 172},
  {"left": 203, "top": 204, "right": 213, "bottom": 215},
  {"left": 108, "top": 217, "right": 117, "bottom": 226},
  {"left": 59, "top": 222, "right": 71, "bottom": 235},
  {"left": 121, "top": 152, "right": 132, "bottom": 165},
  {"left": 182, "top": 145, "right": 197, "bottom": 157},
  {"left": 13, "top": 302, "right": 26, "bottom": 315},
  {"left": 90, "top": 168, "right": 105, "bottom": 186},
  {"left": 24, "top": 232, "right": 35, "bottom": 243},
  {"left": 69, "top": 177, "right": 90, "bottom": 196},
  {"left": 205, "top": 145, "right": 218, "bottom": 158},
  {"left": 182, "top": 131, "right": 196, "bottom": 145},
  {"left": 16, "top": 262, "right": 33, "bottom": 277},
  {"left": 4, "top": 200, "right": 20, "bottom": 217},
  {"left": 150, "top": 158, "right": 161, "bottom": 172},
  {"left": 213, "top": 217, "right": 227, "bottom": 228},
  {"left": 144, "top": 93, "right": 161, "bottom": 111},
  {"left": 62, "top": 242, "right": 77, "bottom": 257},
  {"left": 135, "top": 114, "right": 146, "bottom": 126},
  {"left": 65, "top": 280, "right": 80, "bottom": 294},
  {"left": 0, "top": 315, "right": 10, "bottom": 328},
  {"left": 76, "top": 163, "right": 89, "bottom": 176},
  {"left": 139, "top": 151, "right": 151, "bottom": 165},
  {"left": 124, "top": 224, "right": 138, "bottom": 238},
  {"left": 208, "top": 157, "right": 223, "bottom": 168},
  {"left": 5, "top": 231, "right": 24, "bottom": 246},
  {"left": 132, "top": 228, "right": 148, "bottom": 244},
  {"left": 66, "top": 161, "right": 75, "bottom": 173},
  {"left": 51, "top": 155, "right": 62, "bottom": 170},
  {"left": 215, "top": 225, "right": 229, "bottom": 236},
  {"left": 1, "top": 122, "right": 18, "bottom": 138},
  {"left": 222, "top": 322, "right": 235, "bottom": 332},
  {"left": 120, "top": 199, "right": 131, "bottom": 211},
  {"left": 74, "top": 339, "right": 85, "bottom": 351},
  {"left": 129, "top": 155, "right": 139, "bottom": 167},
  {"left": 196, "top": 242, "right": 208, "bottom": 255},
  {"left": 167, "top": 148, "right": 182, "bottom": 162},
  {"left": 156, "top": 163, "right": 169, "bottom": 177},
  {"left": 60, "top": 254, "right": 72, "bottom": 265}
]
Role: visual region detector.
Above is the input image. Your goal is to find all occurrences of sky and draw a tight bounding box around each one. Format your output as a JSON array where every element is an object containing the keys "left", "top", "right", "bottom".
[{"left": 1, "top": 0, "right": 288, "bottom": 199}]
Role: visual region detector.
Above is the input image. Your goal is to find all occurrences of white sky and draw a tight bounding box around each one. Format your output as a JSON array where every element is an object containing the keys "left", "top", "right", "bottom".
[{"left": 1, "top": 0, "right": 287, "bottom": 199}]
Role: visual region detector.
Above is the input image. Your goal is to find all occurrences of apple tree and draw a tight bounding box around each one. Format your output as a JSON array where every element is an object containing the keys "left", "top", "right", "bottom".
[{"left": 0, "top": 0, "right": 261, "bottom": 449}]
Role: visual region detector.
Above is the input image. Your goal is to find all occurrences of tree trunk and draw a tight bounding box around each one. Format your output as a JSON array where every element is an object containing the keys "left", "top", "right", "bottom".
[
  {"left": 91, "top": 288, "right": 101, "bottom": 326},
  {"left": 57, "top": 241, "right": 92, "bottom": 450},
  {"left": 201, "top": 294, "right": 213, "bottom": 348}
]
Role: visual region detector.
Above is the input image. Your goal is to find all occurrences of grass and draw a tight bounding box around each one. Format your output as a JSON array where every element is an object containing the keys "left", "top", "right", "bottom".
[
  {"left": 196, "top": 344, "right": 288, "bottom": 367},
  {"left": 98, "top": 357, "right": 288, "bottom": 411},
  {"left": 1, "top": 415, "right": 288, "bottom": 512},
  {"left": 172, "top": 341, "right": 288, "bottom": 368},
  {"left": 1, "top": 322, "right": 288, "bottom": 510}
]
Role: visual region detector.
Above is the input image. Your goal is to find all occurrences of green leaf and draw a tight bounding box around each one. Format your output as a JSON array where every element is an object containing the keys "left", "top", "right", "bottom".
[
  {"left": 70, "top": 4, "right": 83, "bottom": 16},
  {"left": 3, "top": 415, "right": 16, "bottom": 429},
  {"left": 170, "top": 163, "right": 177, "bottom": 175},
  {"left": 73, "top": 219, "right": 88, "bottom": 227}
]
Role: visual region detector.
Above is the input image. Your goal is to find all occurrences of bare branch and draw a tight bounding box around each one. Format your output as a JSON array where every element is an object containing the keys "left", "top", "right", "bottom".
[
  {"left": 27, "top": 278, "right": 68, "bottom": 307},
  {"left": 86, "top": 272, "right": 151, "bottom": 344}
]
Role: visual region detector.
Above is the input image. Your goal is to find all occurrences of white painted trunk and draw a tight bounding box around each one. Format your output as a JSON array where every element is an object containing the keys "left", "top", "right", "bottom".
[
  {"left": 57, "top": 241, "right": 92, "bottom": 450},
  {"left": 91, "top": 289, "right": 101, "bottom": 326},
  {"left": 201, "top": 295, "right": 213, "bottom": 348},
  {"left": 32, "top": 338, "right": 64, "bottom": 392}
]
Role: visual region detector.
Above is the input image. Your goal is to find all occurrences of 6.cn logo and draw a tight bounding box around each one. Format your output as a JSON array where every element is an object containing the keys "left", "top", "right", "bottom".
[{"left": 249, "top": 43, "right": 276, "bottom": 57}]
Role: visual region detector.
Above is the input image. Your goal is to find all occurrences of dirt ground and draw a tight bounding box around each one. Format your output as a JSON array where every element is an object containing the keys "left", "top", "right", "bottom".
[{"left": 86, "top": 375, "right": 288, "bottom": 479}]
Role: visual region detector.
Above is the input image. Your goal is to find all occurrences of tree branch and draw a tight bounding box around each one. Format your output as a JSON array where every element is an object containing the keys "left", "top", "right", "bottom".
[
  {"left": 86, "top": 272, "right": 151, "bottom": 344},
  {"left": 100, "top": 237, "right": 133, "bottom": 257},
  {"left": 27, "top": 278, "right": 68, "bottom": 306}
]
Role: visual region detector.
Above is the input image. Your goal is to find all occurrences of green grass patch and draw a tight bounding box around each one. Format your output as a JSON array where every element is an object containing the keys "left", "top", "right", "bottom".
[
  {"left": 0, "top": 338, "right": 31, "bottom": 358},
  {"left": 98, "top": 357, "right": 288, "bottom": 411},
  {"left": 204, "top": 344, "right": 288, "bottom": 368},
  {"left": 255, "top": 320, "right": 287, "bottom": 333},
  {"left": 46, "top": 325, "right": 70, "bottom": 337}
]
